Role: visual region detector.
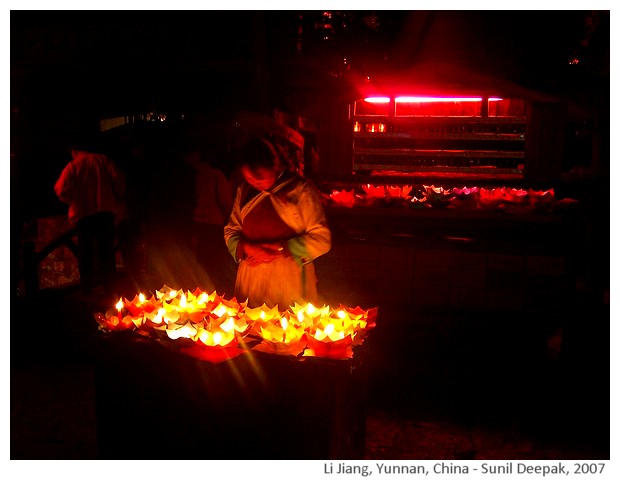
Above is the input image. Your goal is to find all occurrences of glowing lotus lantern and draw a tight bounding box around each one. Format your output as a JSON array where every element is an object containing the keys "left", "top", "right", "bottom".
[
  {"left": 337, "top": 305, "right": 378, "bottom": 346},
  {"left": 386, "top": 185, "right": 412, "bottom": 198},
  {"left": 181, "top": 324, "right": 244, "bottom": 363},
  {"left": 207, "top": 296, "right": 249, "bottom": 336},
  {"left": 254, "top": 311, "right": 308, "bottom": 356},
  {"left": 423, "top": 184, "right": 453, "bottom": 208},
  {"left": 453, "top": 186, "right": 479, "bottom": 201},
  {"left": 165, "top": 292, "right": 207, "bottom": 324},
  {"left": 478, "top": 187, "right": 505, "bottom": 209},
  {"left": 453, "top": 186, "right": 477, "bottom": 196},
  {"left": 177, "top": 292, "right": 248, "bottom": 363},
  {"left": 305, "top": 324, "right": 354, "bottom": 359},
  {"left": 507, "top": 188, "right": 528, "bottom": 203},
  {"left": 94, "top": 298, "right": 134, "bottom": 332},
  {"left": 362, "top": 184, "right": 385, "bottom": 198},
  {"left": 124, "top": 293, "right": 157, "bottom": 317},
  {"left": 303, "top": 304, "right": 375, "bottom": 359},
  {"left": 330, "top": 189, "right": 356, "bottom": 207}
]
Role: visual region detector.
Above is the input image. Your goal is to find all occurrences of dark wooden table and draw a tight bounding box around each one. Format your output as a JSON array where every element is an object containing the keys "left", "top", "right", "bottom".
[{"left": 94, "top": 333, "right": 369, "bottom": 460}]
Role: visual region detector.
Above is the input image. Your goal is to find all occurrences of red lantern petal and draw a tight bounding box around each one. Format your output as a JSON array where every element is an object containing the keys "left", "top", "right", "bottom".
[
  {"left": 306, "top": 335, "right": 353, "bottom": 359},
  {"left": 180, "top": 343, "right": 246, "bottom": 363}
]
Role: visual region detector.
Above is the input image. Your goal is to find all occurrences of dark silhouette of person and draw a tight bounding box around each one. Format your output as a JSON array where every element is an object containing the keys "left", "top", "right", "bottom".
[{"left": 54, "top": 129, "right": 126, "bottom": 294}]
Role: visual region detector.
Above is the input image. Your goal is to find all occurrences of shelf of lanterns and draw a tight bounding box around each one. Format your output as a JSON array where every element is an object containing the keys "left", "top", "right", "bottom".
[
  {"left": 323, "top": 183, "right": 559, "bottom": 213},
  {"left": 94, "top": 285, "right": 377, "bottom": 363}
]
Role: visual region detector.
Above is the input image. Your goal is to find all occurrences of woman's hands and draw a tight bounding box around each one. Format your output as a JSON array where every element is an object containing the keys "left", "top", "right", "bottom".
[{"left": 238, "top": 240, "right": 287, "bottom": 266}]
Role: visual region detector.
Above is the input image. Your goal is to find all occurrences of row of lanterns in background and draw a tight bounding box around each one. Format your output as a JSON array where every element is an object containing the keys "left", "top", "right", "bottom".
[
  {"left": 326, "top": 184, "right": 555, "bottom": 210},
  {"left": 95, "top": 285, "right": 377, "bottom": 363}
]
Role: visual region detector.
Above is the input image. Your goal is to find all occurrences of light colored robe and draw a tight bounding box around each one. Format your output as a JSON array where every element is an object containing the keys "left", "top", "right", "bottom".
[{"left": 224, "top": 173, "right": 331, "bottom": 309}]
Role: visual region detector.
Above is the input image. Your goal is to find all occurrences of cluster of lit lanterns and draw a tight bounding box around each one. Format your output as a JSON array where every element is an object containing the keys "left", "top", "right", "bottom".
[
  {"left": 327, "top": 184, "right": 555, "bottom": 210},
  {"left": 94, "top": 285, "right": 377, "bottom": 363}
]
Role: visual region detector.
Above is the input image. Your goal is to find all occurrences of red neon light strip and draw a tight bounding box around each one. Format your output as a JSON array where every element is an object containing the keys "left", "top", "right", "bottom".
[
  {"left": 363, "top": 97, "right": 391, "bottom": 103},
  {"left": 364, "top": 96, "right": 504, "bottom": 103},
  {"left": 396, "top": 96, "right": 480, "bottom": 103}
]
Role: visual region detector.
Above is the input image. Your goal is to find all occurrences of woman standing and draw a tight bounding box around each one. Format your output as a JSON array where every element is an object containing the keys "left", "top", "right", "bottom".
[{"left": 224, "top": 137, "right": 331, "bottom": 309}]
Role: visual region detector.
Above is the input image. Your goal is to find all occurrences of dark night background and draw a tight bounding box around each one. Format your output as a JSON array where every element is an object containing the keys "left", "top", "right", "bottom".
[
  {"left": 8, "top": 9, "right": 613, "bottom": 465},
  {"left": 10, "top": 10, "right": 610, "bottom": 217}
]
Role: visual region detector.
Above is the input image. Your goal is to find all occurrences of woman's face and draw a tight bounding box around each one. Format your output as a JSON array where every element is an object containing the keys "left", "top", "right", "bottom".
[{"left": 241, "top": 164, "right": 278, "bottom": 191}]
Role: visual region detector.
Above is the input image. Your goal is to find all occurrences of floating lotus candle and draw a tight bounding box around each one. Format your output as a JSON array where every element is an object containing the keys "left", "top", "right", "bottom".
[
  {"left": 167, "top": 292, "right": 206, "bottom": 324},
  {"left": 254, "top": 311, "right": 308, "bottom": 356},
  {"left": 452, "top": 186, "right": 479, "bottom": 199},
  {"left": 301, "top": 304, "right": 375, "bottom": 359},
  {"left": 478, "top": 187, "right": 505, "bottom": 208},
  {"left": 423, "top": 184, "right": 453, "bottom": 208},
  {"left": 322, "top": 182, "right": 558, "bottom": 212},
  {"left": 362, "top": 184, "right": 386, "bottom": 198},
  {"left": 330, "top": 189, "right": 356, "bottom": 207},
  {"left": 386, "top": 185, "right": 412, "bottom": 198},
  {"left": 124, "top": 293, "right": 157, "bottom": 317},
  {"left": 93, "top": 298, "right": 134, "bottom": 332},
  {"left": 506, "top": 188, "right": 528, "bottom": 203},
  {"left": 305, "top": 328, "right": 355, "bottom": 359},
  {"left": 183, "top": 325, "right": 243, "bottom": 363}
]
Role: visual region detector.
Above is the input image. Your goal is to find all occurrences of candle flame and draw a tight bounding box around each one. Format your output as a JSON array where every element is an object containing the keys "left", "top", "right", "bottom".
[
  {"left": 180, "top": 294, "right": 187, "bottom": 308},
  {"left": 138, "top": 293, "right": 146, "bottom": 303},
  {"left": 116, "top": 298, "right": 124, "bottom": 311}
]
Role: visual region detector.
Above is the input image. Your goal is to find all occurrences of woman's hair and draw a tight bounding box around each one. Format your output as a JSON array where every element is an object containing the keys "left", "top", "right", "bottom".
[{"left": 237, "top": 137, "right": 279, "bottom": 171}]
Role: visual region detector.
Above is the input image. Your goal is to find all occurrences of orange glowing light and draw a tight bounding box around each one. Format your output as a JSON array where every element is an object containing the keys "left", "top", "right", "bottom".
[{"left": 366, "top": 123, "right": 386, "bottom": 133}]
